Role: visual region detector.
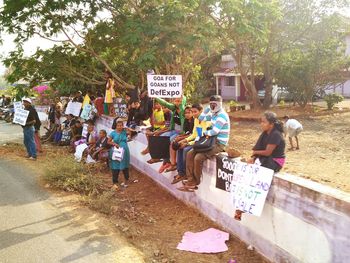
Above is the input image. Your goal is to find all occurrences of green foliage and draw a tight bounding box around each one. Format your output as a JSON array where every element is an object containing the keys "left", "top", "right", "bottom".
[
  {"left": 229, "top": 100, "right": 238, "bottom": 107},
  {"left": 86, "top": 190, "right": 116, "bottom": 215},
  {"left": 324, "top": 93, "right": 344, "bottom": 110}
]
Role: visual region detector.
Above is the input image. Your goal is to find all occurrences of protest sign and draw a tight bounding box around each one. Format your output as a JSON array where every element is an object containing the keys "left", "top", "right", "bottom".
[
  {"left": 147, "top": 75, "right": 182, "bottom": 98},
  {"left": 114, "top": 103, "right": 128, "bottom": 118},
  {"left": 216, "top": 155, "right": 274, "bottom": 216},
  {"left": 65, "top": 101, "right": 82, "bottom": 117},
  {"left": 80, "top": 104, "right": 92, "bottom": 120},
  {"left": 13, "top": 108, "right": 29, "bottom": 126},
  {"left": 13, "top": 101, "right": 23, "bottom": 112},
  {"left": 81, "top": 123, "right": 88, "bottom": 138}
]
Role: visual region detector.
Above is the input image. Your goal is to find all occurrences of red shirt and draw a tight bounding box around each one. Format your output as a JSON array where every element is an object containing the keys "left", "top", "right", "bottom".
[{"left": 94, "top": 97, "right": 104, "bottom": 115}]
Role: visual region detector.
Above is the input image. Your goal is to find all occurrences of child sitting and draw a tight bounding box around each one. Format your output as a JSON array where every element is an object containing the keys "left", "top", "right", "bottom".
[
  {"left": 172, "top": 103, "right": 208, "bottom": 184},
  {"left": 163, "top": 106, "right": 194, "bottom": 173}
]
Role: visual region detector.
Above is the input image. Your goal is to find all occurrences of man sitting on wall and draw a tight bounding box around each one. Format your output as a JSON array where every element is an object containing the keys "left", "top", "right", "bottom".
[{"left": 179, "top": 95, "right": 230, "bottom": 192}]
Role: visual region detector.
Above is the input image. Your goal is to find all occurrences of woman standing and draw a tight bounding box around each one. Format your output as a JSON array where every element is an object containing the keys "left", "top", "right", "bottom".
[
  {"left": 104, "top": 71, "right": 116, "bottom": 116},
  {"left": 108, "top": 119, "right": 130, "bottom": 190}
]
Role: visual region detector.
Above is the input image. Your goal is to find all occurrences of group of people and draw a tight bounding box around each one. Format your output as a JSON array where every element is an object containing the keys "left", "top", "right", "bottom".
[{"left": 19, "top": 85, "right": 304, "bottom": 192}]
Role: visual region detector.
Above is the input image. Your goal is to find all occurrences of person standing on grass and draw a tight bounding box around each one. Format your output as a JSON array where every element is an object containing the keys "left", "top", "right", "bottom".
[
  {"left": 22, "top": 98, "right": 38, "bottom": 160},
  {"left": 283, "top": 115, "right": 303, "bottom": 150},
  {"left": 108, "top": 119, "right": 130, "bottom": 190}
]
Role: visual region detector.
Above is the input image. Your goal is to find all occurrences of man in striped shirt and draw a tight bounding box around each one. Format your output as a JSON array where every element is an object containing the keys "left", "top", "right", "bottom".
[{"left": 181, "top": 95, "right": 230, "bottom": 191}]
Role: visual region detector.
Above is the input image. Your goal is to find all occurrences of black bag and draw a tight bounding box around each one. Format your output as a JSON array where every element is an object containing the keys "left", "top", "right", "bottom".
[
  {"left": 192, "top": 136, "right": 217, "bottom": 153},
  {"left": 149, "top": 136, "right": 170, "bottom": 159}
]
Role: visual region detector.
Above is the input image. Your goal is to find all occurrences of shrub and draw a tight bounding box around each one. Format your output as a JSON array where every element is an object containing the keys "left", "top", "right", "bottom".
[
  {"left": 324, "top": 93, "right": 344, "bottom": 110},
  {"left": 43, "top": 156, "right": 100, "bottom": 194},
  {"left": 86, "top": 190, "right": 116, "bottom": 215}
]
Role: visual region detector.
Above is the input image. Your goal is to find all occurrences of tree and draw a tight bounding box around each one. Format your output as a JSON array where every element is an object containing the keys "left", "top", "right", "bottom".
[{"left": 275, "top": 13, "right": 350, "bottom": 107}]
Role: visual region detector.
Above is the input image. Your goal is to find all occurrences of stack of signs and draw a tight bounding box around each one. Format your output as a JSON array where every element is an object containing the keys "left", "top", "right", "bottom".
[
  {"left": 147, "top": 75, "right": 182, "bottom": 98},
  {"left": 13, "top": 109, "right": 30, "bottom": 126},
  {"left": 216, "top": 155, "right": 274, "bottom": 217},
  {"left": 65, "top": 101, "right": 82, "bottom": 117},
  {"left": 114, "top": 103, "right": 128, "bottom": 118},
  {"left": 81, "top": 123, "right": 88, "bottom": 138}
]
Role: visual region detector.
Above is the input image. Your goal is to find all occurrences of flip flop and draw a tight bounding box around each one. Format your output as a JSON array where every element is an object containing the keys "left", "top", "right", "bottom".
[
  {"left": 165, "top": 165, "right": 177, "bottom": 173},
  {"left": 177, "top": 186, "right": 198, "bottom": 192},
  {"left": 147, "top": 159, "right": 162, "bottom": 164},
  {"left": 171, "top": 175, "right": 184, "bottom": 184}
]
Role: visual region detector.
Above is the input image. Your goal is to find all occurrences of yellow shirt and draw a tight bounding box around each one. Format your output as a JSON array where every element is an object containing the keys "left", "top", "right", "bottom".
[
  {"left": 153, "top": 109, "right": 165, "bottom": 130},
  {"left": 186, "top": 118, "right": 210, "bottom": 145}
]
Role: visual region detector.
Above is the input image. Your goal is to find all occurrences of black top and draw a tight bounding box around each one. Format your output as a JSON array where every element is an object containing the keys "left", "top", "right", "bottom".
[
  {"left": 72, "top": 96, "right": 83, "bottom": 103},
  {"left": 96, "top": 137, "right": 108, "bottom": 149},
  {"left": 33, "top": 107, "right": 41, "bottom": 131},
  {"left": 48, "top": 105, "right": 55, "bottom": 123},
  {"left": 253, "top": 128, "right": 285, "bottom": 158},
  {"left": 24, "top": 106, "right": 37, "bottom": 127},
  {"left": 183, "top": 117, "right": 194, "bottom": 134},
  {"left": 173, "top": 111, "right": 181, "bottom": 126}
]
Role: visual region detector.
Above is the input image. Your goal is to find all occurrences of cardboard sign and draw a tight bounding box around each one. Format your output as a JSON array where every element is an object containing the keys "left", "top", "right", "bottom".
[
  {"left": 216, "top": 155, "right": 274, "bottom": 216},
  {"left": 147, "top": 75, "right": 182, "bottom": 98},
  {"left": 13, "top": 101, "right": 23, "bottom": 112},
  {"left": 65, "top": 101, "right": 82, "bottom": 117},
  {"left": 114, "top": 103, "right": 128, "bottom": 118},
  {"left": 81, "top": 123, "right": 88, "bottom": 138},
  {"left": 80, "top": 104, "right": 92, "bottom": 120},
  {"left": 13, "top": 108, "right": 29, "bottom": 126}
]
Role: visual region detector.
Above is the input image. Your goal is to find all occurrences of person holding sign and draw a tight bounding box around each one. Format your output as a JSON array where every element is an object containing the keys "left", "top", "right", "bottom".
[
  {"left": 180, "top": 95, "right": 230, "bottom": 192},
  {"left": 21, "top": 98, "right": 38, "bottom": 160}
]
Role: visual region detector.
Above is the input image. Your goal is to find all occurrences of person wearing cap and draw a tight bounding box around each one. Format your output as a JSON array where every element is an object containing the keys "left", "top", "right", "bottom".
[
  {"left": 181, "top": 95, "right": 230, "bottom": 191},
  {"left": 22, "top": 98, "right": 39, "bottom": 160}
]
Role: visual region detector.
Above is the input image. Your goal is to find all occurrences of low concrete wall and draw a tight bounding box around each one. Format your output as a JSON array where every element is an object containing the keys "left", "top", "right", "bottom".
[{"left": 96, "top": 116, "right": 350, "bottom": 263}]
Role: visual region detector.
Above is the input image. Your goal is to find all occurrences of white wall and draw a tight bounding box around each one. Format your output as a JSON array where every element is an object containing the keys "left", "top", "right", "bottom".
[{"left": 96, "top": 117, "right": 350, "bottom": 263}]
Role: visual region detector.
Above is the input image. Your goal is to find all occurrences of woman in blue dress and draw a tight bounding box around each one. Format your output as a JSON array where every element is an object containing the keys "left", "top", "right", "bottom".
[{"left": 108, "top": 118, "right": 130, "bottom": 189}]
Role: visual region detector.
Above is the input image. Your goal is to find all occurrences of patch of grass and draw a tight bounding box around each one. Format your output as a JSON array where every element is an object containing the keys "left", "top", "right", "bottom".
[
  {"left": 86, "top": 190, "right": 116, "bottom": 215},
  {"left": 43, "top": 155, "right": 101, "bottom": 194}
]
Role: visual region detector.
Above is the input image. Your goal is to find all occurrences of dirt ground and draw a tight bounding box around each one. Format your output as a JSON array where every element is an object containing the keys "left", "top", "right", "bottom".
[
  {"left": 230, "top": 111, "right": 350, "bottom": 192},
  {"left": 0, "top": 144, "right": 269, "bottom": 263}
]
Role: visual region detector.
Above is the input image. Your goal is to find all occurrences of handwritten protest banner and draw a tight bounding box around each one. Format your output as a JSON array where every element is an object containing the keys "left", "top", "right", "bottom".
[
  {"left": 114, "top": 103, "right": 128, "bottom": 118},
  {"left": 80, "top": 104, "right": 92, "bottom": 120},
  {"left": 81, "top": 123, "right": 88, "bottom": 138},
  {"left": 13, "top": 101, "right": 23, "bottom": 112},
  {"left": 147, "top": 75, "right": 182, "bottom": 98},
  {"left": 13, "top": 108, "right": 29, "bottom": 126},
  {"left": 216, "top": 155, "right": 274, "bottom": 216},
  {"left": 65, "top": 101, "right": 82, "bottom": 117}
]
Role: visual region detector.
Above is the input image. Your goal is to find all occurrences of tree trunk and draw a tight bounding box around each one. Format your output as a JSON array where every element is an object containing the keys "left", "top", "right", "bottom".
[
  {"left": 263, "top": 60, "right": 273, "bottom": 109},
  {"left": 241, "top": 73, "right": 260, "bottom": 109}
]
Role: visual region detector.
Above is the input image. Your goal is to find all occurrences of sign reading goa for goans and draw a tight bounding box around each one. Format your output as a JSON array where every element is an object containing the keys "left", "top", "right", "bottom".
[{"left": 147, "top": 75, "right": 182, "bottom": 98}]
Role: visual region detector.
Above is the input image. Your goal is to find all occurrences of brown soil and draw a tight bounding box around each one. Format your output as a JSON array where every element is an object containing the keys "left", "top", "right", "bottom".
[
  {"left": 229, "top": 111, "right": 350, "bottom": 192},
  {"left": 0, "top": 144, "right": 269, "bottom": 263}
]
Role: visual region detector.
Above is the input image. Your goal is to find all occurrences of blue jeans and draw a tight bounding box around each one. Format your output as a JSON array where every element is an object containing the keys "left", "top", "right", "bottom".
[
  {"left": 23, "top": 126, "right": 37, "bottom": 158},
  {"left": 177, "top": 145, "right": 192, "bottom": 176}
]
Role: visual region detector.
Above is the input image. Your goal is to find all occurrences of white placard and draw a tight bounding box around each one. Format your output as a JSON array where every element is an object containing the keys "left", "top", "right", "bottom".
[
  {"left": 13, "top": 101, "right": 23, "bottom": 112},
  {"left": 65, "top": 101, "right": 82, "bottom": 117},
  {"left": 147, "top": 75, "right": 182, "bottom": 98},
  {"left": 216, "top": 156, "right": 274, "bottom": 216},
  {"left": 13, "top": 108, "right": 30, "bottom": 126},
  {"left": 81, "top": 123, "right": 88, "bottom": 138}
]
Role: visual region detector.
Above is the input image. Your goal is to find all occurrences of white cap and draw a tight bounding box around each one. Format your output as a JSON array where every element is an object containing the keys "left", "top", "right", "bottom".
[{"left": 22, "top": 98, "right": 32, "bottom": 104}]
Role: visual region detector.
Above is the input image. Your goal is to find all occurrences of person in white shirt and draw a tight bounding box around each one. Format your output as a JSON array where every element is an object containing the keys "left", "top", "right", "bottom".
[{"left": 283, "top": 115, "right": 303, "bottom": 150}]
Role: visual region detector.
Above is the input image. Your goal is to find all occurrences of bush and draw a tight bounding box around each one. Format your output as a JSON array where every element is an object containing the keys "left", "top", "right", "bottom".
[
  {"left": 324, "top": 93, "right": 344, "bottom": 110},
  {"left": 86, "top": 190, "right": 116, "bottom": 215},
  {"left": 43, "top": 156, "right": 100, "bottom": 194}
]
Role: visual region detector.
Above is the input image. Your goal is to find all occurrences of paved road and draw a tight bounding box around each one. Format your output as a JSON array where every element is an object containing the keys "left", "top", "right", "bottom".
[
  {"left": 0, "top": 129, "right": 144, "bottom": 262},
  {"left": 0, "top": 121, "right": 23, "bottom": 144}
]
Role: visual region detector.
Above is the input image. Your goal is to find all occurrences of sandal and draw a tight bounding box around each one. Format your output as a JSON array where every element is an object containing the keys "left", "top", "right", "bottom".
[
  {"left": 165, "top": 165, "right": 177, "bottom": 173},
  {"left": 171, "top": 175, "right": 184, "bottom": 184},
  {"left": 158, "top": 163, "right": 171, "bottom": 173},
  {"left": 177, "top": 185, "right": 198, "bottom": 192},
  {"left": 147, "top": 158, "right": 162, "bottom": 164}
]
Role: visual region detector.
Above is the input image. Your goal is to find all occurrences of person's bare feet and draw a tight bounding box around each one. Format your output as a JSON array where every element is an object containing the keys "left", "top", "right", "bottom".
[
  {"left": 296, "top": 147, "right": 300, "bottom": 150},
  {"left": 141, "top": 148, "right": 149, "bottom": 155},
  {"left": 288, "top": 147, "right": 295, "bottom": 151}
]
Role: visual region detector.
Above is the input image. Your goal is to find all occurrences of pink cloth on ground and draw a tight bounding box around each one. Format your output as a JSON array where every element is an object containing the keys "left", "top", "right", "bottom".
[
  {"left": 273, "top": 157, "right": 286, "bottom": 167},
  {"left": 177, "top": 228, "right": 229, "bottom": 253}
]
